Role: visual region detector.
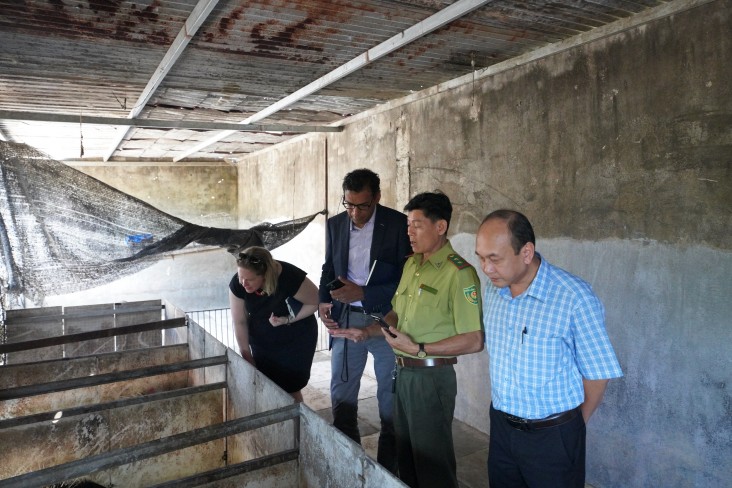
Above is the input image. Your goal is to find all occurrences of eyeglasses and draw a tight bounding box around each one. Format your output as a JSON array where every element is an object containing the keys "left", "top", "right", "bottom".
[
  {"left": 342, "top": 197, "right": 373, "bottom": 211},
  {"left": 238, "top": 252, "right": 263, "bottom": 265}
]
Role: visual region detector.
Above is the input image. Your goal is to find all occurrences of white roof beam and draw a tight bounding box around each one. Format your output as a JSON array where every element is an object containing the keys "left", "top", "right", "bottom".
[
  {"left": 173, "top": 0, "right": 492, "bottom": 162},
  {"left": 101, "top": 0, "right": 220, "bottom": 162},
  {"left": 0, "top": 110, "right": 341, "bottom": 133}
]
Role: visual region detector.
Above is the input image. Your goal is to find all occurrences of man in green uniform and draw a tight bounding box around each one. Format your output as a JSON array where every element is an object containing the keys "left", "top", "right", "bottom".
[{"left": 380, "top": 191, "right": 484, "bottom": 488}]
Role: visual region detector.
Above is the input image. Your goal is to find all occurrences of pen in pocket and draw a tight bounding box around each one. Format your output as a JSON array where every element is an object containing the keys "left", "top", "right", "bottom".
[{"left": 419, "top": 284, "right": 438, "bottom": 295}]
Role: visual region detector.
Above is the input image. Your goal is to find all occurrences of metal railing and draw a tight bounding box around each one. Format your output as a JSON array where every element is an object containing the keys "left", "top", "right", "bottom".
[
  {"left": 186, "top": 308, "right": 237, "bottom": 352},
  {"left": 186, "top": 308, "right": 329, "bottom": 353}
]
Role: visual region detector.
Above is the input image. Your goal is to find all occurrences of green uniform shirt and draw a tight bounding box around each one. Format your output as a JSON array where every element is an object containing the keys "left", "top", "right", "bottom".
[{"left": 391, "top": 240, "right": 483, "bottom": 358}]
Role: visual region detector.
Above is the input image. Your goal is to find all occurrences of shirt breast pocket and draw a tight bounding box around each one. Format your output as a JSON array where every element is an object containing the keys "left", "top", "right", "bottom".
[
  {"left": 515, "top": 334, "right": 565, "bottom": 389},
  {"left": 394, "top": 284, "right": 410, "bottom": 311},
  {"left": 417, "top": 288, "right": 442, "bottom": 309}
]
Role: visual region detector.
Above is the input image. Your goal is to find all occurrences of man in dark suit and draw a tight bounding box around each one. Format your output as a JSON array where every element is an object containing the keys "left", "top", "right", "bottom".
[{"left": 319, "top": 168, "right": 410, "bottom": 474}]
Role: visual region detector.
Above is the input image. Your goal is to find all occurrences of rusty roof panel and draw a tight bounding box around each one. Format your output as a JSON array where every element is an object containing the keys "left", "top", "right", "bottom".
[
  {"left": 0, "top": 0, "right": 198, "bottom": 45},
  {"left": 0, "top": 0, "right": 670, "bottom": 161}
]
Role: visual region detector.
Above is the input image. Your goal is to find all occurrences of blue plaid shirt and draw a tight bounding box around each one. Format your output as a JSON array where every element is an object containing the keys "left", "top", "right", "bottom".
[{"left": 484, "top": 255, "right": 622, "bottom": 419}]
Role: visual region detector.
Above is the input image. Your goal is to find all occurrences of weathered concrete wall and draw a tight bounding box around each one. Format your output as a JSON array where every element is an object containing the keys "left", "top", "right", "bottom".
[
  {"left": 236, "top": 137, "right": 329, "bottom": 291},
  {"left": 403, "top": 2, "right": 731, "bottom": 250},
  {"left": 237, "top": 1, "right": 731, "bottom": 486},
  {"left": 546, "top": 238, "right": 730, "bottom": 486},
  {"left": 236, "top": 137, "right": 326, "bottom": 225},
  {"left": 71, "top": 162, "right": 238, "bottom": 227},
  {"left": 193, "top": 319, "right": 405, "bottom": 488}
]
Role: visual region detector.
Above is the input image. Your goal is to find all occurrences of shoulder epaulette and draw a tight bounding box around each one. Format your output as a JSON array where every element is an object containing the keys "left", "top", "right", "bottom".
[{"left": 447, "top": 253, "right": 471, "bottom": 270}]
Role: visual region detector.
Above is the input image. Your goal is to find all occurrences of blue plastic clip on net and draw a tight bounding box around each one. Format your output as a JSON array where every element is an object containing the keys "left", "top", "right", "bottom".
[{"left": 125, "top": 233, "right": 154, "bottom": 247}]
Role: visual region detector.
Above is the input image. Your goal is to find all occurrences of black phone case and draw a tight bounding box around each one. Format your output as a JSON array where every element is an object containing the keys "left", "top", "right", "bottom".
[{"left": 327, "top": 279, "right": 345, "bottom": 290}]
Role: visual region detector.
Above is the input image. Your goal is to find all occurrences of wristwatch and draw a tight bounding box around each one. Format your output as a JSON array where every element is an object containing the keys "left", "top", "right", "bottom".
[{"left": 417, "top": 343, "right": 427, "bottom": 358}]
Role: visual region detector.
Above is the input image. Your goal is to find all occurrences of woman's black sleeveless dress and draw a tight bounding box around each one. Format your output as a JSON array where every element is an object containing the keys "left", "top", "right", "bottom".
[{"left": 229, "top": 261, "right": 318, "bottom": 393}]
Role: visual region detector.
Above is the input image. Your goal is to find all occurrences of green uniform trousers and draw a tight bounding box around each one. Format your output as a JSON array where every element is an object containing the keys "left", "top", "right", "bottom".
[{"left": 394, "top": 364, "right": 458, "bottom": 488}]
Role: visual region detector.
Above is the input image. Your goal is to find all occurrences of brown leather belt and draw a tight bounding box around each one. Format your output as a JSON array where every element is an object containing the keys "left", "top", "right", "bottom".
[
  {"left": 396, "top": 356, "right": 457, "bottom": 368},
  {"left": 501, "top": 407, "right": 580, "bottom": 431}
]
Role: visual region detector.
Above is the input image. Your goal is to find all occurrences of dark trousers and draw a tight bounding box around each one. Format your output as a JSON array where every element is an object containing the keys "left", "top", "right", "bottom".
[
  {"left": 394, "top": 364, "right": 458, "bottom": 488},
  {"left": 331, "top": 309, "right": 397, "bottom": 473},
  {"left": 488, "top": 403, "right": 586, "bottom": 488}
]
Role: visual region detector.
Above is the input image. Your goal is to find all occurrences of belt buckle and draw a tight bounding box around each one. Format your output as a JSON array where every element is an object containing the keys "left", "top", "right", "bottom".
[{"left": 506, "top": 414, "right": 532, "bottom": 431}]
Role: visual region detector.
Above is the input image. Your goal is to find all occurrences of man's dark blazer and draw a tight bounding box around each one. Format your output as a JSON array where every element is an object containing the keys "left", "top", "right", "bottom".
[{"left": 319, "top": 204, "right": 410, "bottom": 320}]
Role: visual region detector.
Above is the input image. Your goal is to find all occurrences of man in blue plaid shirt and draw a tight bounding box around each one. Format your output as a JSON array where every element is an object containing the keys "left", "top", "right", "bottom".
[{"left": 475, "top": 209, "right": 622, "bottom": 487}]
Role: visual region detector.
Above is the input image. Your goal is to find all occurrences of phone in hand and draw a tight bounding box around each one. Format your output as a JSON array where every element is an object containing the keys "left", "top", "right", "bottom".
[
  {"left": 327, "top": 278, "right": 345, "bottom": 290},
  {"left": 367, "top": 313, "right": 397, "bottom": 338}
]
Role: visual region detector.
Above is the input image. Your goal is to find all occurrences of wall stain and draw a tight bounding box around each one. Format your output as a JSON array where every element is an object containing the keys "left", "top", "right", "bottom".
[{"left": 75, "top": 414, "right": 108, "bottom": 450}]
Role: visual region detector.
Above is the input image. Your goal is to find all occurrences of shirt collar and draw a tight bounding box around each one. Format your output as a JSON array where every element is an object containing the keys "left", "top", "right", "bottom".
[
  {"left": 349, "top": 205, "right": 377, "bottom": 231},
  {"left": 415, "top": 240, "right": 454, "bottom": 269},
  {"left": 498, "top": 252, "right": 550, "bottom": 302},
  {"left": 525, "top": 253, "right": 550, "bottom": 301}
]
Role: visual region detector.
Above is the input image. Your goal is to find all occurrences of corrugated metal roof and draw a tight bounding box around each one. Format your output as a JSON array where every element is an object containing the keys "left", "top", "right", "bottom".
[{"left": 0, "top": 0, "right": 671, "bottom": 162}]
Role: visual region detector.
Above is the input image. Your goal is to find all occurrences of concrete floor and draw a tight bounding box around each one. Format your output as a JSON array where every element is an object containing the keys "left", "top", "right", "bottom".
[{"left": 302, "top": 351, "right": 490, "bottom": 488}]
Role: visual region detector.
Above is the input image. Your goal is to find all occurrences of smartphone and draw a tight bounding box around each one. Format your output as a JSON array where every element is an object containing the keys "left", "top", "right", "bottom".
[
  {"left": 367, "top": 313, "right": 396, "bottom": 338},
  {"left": 327, "top": 278, "right": 345, "bottom": 290}
]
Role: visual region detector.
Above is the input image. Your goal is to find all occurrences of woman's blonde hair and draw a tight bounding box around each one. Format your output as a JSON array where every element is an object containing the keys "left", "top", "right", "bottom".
[{"left": 236, "top": 246, "right": 278, "bottom": 296}]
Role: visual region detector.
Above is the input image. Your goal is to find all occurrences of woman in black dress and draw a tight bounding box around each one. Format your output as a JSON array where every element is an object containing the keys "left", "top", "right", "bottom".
[{"left": 228, "top": 246, "right": 319, "bottom": 402}]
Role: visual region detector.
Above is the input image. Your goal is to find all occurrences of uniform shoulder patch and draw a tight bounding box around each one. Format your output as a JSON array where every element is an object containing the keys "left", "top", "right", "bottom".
[
  {"left": 447, "top": 253, "right": 471, "bottom": 270},
  {"left": 463, "top": 284, "right": 479, "bottom": 305}
]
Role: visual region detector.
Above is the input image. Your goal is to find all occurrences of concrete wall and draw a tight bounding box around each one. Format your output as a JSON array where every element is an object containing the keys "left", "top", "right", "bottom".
[
  {"left": 236, "top": 138, "right": 328, "bottom": 291},
  {"left": 71, "top": 161, "right": 238, "bottom": 228},
  {"left": 187, "top": 311, "right": 405, "bottom": 487},
  {"left": 236, "top": 1, "right": 731, "bottom": 486}
]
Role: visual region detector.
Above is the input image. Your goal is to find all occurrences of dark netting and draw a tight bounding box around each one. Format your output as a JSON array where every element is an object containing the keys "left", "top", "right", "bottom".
[{"left": 0, "top": 141, "right": 324, "bottom": 343}]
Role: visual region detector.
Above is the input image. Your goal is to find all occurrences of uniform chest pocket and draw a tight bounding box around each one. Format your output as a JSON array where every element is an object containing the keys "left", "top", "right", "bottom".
[
  {"left": 416, "top": 284, "right": 443, "bottom": 309},
  {"left": 394, "top": 283, "right": 442, "bottom": 310}
]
